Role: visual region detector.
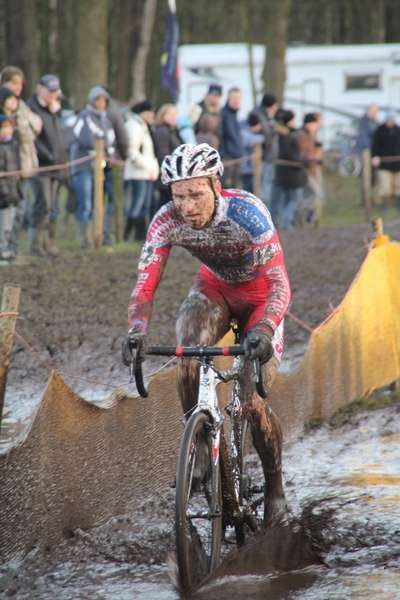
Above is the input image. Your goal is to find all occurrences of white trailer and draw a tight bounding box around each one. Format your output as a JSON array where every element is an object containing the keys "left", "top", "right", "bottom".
[{"left": 177, "top": 42, "right": 400, "bottom": 145}]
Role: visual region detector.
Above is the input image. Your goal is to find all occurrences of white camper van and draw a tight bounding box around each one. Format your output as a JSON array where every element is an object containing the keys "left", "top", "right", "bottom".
[{"left": 178, "top": 42, "right": 400, "bottom": 145}]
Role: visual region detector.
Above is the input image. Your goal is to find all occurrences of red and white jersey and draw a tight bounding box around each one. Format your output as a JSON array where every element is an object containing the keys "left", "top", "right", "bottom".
[{"left": 128, "top": 189, "right": 291, "bottom": 341}]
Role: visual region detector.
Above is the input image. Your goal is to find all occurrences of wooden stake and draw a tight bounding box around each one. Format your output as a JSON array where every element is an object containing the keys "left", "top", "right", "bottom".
[
  {"left": 94, "top": 139, "right": 105, "bottom": 249},
  {"left": 0, "top": 284, "right": 21, "bottom": 433},
  {"left": 113, "top": 164, "right": 123, "bottom": 243},
  {"left": 253, "top": 143, "right": 262, "bottom": 200},
  {"left": 362, "top": 148, "right": 371, "bottom": 222},
  {"left": 371, "top": 217, "right": 383, "bottom": 238}
]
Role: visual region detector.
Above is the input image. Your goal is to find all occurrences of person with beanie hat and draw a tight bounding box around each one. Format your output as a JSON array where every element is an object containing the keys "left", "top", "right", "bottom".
[
  {"left": 1, "top": 66, "right": 43, "bottom": 258},
  {"left": 27, "top": 74, "right": 68, "bottom": 256},
  {"left": 70, "top": 85, "right": 116, "bottom": 249},
  {"left": 0, "top": 113, "right": 23, "bottom": 261},
  {"left": 239, "top": 111, "right": 265, "bottom": 193},
  {"left": 252, "top": 92, "right": 280, "bottom": 206},
  {"left": 123, "top": 99, "right": 159, "bottom": 241},
  {"left": 191, "top": 83, "right": 223, "bottom": 148}
]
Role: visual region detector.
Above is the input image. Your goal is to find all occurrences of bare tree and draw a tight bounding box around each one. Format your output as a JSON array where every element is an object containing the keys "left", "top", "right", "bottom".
[
  {"left": 3, "top": 0, "right": 41, "bottom": 97},
  {"left": 262, "top": 0, "right": 292, "bottom": 106},
  {"left": 132, "top": 0, "right": 158, "bottom": 102},
  {"left": 68, "top": 0, "right": 109, "bottom": 110}
]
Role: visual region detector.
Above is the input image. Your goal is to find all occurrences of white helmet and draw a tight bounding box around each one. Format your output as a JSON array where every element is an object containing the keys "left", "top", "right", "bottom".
[{"left": 161, "top": 143, "right": 224, "bottom": 185}]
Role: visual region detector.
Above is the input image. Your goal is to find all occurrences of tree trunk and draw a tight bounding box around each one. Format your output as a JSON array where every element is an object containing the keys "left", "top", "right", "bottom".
[
  {"left": 4, "top": 0, "right": 41, "bottom": 98},
  {"left": 69, "top": 0, "right": 109, "bottom": 111},
  {"left": 262, "top": 0, "right": 292, "bottom": 106},
  {"left": 132, "top": 0, "right": 158, "bottom": 102}
]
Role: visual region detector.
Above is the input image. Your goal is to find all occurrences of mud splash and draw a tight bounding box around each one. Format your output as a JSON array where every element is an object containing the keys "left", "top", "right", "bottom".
[{"left": 1, "top": 399, "right": 399, "bottom": 599}]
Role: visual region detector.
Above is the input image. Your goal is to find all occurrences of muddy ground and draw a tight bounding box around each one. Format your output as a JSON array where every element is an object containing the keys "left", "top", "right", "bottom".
[
  {"left": 0, "top": 218, "right": 400, "bottom": 598},
  {"left": 2, "top": 217, "right": 399, "bottom": 401}
]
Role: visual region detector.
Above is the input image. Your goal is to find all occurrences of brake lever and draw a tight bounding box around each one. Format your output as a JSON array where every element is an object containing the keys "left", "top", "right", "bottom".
[{"left": 250, "top": 339, "right": 268, "bottom": 399}]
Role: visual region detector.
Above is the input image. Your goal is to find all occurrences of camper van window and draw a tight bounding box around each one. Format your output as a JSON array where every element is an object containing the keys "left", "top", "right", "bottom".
[{"left": 345, "top": 74, "right": 380, "bottom": 91}]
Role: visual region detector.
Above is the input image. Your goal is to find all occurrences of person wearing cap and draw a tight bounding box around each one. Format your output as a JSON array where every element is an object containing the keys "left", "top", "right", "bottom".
[
  {"left": 270, "top": 109, "right": 306, "bottom": 229},
  {"left": 123, "top": 100, "right": 159, "bottom": 241},
  {"left": 239, "top": 111, "right": 265, "bottom": 193},
  {"left": 252, "top": 93, "right": 279, "bottom": 206},
  {"left": 70, "top": 85, "right": 116, "bottom": 249},
  {"left": 371, "top": 111, "right": 400, "bottom": 212},
  {"left": 1, "top": 66, "right": 44, "bottom": 257},
  {"left": 27, "top": 74, "right": 69, "bottom": 255}
]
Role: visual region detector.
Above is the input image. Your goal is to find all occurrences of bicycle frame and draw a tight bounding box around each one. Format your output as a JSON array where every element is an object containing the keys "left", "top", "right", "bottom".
[{"left": 190, "top": 355, "right": 245, "bottom": 516}]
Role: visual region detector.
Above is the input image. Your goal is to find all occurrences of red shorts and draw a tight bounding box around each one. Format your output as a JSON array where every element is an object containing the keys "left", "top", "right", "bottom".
[{"left": 190, "top": 265, "right": 270, "bottom": 335}]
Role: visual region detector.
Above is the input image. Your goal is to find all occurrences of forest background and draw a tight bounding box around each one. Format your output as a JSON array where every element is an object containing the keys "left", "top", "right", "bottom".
[{"left": 1, "top": 0, "right": 400, "bottom": 113}]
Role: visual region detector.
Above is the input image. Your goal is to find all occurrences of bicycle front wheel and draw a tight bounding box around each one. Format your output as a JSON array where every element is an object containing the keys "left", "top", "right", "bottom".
[{"left": 175, "top": 411, "right": 222, "bottom": 594}]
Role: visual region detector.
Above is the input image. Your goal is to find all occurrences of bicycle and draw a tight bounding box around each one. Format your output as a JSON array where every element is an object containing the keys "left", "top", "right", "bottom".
[{"left": 130, "top": 323, "right": 268, "bottom": 595}]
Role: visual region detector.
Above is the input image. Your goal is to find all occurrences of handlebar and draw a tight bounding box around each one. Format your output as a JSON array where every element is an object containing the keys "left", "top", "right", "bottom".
[{"left": 129, "top": 344, "right": 267, "bottom": 400}]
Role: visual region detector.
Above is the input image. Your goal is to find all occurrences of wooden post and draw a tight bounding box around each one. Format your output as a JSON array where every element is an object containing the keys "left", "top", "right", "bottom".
[
  {"left": 0, "top": 284, "right": 21, "bottom": 433},
  {"left": 362, "top": 148, "right": 372, "bottom": 222},
  {"left": 113, "top": 164, "right": 123, "bottom": 243},
  {"left": 253, "top": 142, "right": 262, "bottom": 200},
  {"left": 94, "top": 139, "right": 105, "bottom": 249},
  {"left": 371, "top": 217, "right": 383, "bottom": 238}
]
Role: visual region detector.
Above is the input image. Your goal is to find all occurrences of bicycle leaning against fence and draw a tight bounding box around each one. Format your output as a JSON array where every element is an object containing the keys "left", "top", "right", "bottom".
[{"left": 130, "top": 321, "right": 268, "bottom": 595}]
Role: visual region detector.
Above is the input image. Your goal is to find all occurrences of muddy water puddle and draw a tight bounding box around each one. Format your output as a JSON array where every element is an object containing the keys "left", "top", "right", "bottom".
[{"left": 1, "top": 400, "right": 400, "bottom": 599}]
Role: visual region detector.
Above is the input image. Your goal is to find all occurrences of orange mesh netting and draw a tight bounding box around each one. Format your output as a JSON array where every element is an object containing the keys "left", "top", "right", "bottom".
[{"left": 0, "top": 239, "right": 399, "bottom": 563}]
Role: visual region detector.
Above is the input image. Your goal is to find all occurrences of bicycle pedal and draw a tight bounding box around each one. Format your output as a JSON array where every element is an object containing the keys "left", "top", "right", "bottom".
[{"left": 170, "top": 476, "right": 176, "bottom": 489}]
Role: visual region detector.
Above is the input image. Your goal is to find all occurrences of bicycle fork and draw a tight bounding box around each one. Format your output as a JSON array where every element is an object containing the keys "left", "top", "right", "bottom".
[{"left": 198, "top": 362, "right": 224, "bottom": 518}]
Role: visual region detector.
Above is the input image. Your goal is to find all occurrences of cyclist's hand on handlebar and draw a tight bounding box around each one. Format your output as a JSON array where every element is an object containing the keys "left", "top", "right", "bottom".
[
  {"left": 244, "top": 328, "right": 274, "bottom": 365},
  {"left": 121, "top": 328, "right": 147, "bottom": 366}
]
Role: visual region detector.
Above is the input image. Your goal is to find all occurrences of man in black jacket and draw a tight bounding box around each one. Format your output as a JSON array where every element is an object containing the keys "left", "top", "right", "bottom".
[
  {"left": 371, "top": 111, "right": 400, "bottom": 212},
  {"left": 27, "top": 74, "right": 68, "bottom": 255},
  {"left": 270, "top": 110, "right": 306, "bottom": 229},
  {"left": 219, "top": 87, "right": 244, "bottom": 189}
]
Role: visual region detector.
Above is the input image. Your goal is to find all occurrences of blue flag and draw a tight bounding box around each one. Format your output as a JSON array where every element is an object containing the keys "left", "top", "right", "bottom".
[{"left": 161, "top": 0, "right": 179, "bottom": 102}]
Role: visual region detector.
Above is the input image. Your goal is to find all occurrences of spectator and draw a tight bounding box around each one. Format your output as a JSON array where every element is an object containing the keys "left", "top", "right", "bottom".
[
  {"left": 193, "top": 83, "right": 223, "bottom": 145},
  {"left": 27, "top": 74, "right": 69, "bottom": 256},
  {"left": 357, "top": 104, "right": 379, "bottom": 207},
  {"left": 239, "top": 111, "right": 264, "bottom": 194},
  {"left": 177, "top": 113, "right": 197, "bottom": 145},
  {"left": 371, "top": 110, "right": 400, "bottom": 212},
  {"left": 220, "top": 87, "right": 244, "bottom": 189},
  {"left": 152, "top": 104, "right": 183, "bottom": 215},
  {"left": 252, "top": 93, "right": 279, "bottom": 205},
  {"left": 270, "top": 109, "right": 306, "bottom": 229},
  {"left": 103, "top": 93, "right": 129, "bottom": 245},
  {"left": 1, "top": 66, "right": 44, "bottom": 255},
  {"left": 296, "top": 113, "right": 323, "bottom": 225},
  {"left": 70, "top": 85, "right": 116, "bottom": 249},
  {"left": 196, "top": 113, "right": 220, "bottom": 150},
  {"left": 0, "top": 114, "right": 23, "bottom": 262},
  {"left": 123, "top": 99, "right": 159, "bottom": 242}
]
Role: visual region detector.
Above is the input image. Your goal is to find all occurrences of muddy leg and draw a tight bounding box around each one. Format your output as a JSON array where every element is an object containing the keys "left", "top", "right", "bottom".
[
  {"left": 175, "top": 291, "right": 230, "bottom": 414},
  {"left": 241, "top": 357, "right": 287, "bottom": 525}
]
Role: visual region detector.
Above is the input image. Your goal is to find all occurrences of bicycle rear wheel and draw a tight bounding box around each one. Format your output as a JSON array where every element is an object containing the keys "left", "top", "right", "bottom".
[{"left": 175, "top": 411, "right": 222, "bottom": 594}]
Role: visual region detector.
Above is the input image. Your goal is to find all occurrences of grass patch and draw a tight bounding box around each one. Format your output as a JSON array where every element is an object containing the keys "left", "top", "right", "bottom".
[
  {"left": 321, "top": 172, "right": 400, "bottom": 228},
  {"left": 304, "top": 388, "right": 400, "bottom": 433}
]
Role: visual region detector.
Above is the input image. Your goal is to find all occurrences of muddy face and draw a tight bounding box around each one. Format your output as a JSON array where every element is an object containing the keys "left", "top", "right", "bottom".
[{"left": 171, "top": 178, "right": 221, "bottom": 229}]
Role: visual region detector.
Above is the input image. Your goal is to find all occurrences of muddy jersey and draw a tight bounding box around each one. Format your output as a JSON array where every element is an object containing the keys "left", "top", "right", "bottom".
[{"left": 128, "top": 189, "right": 291, "bottom": 337}]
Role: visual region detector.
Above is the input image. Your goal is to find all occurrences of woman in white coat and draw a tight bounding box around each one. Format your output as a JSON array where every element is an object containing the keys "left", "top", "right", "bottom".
[{"left": 124, "top": 100, "right": 159, "bottom": 241}]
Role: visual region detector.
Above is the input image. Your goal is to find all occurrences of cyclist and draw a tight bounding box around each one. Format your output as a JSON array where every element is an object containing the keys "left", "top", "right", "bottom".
[{"left": 122, "top": 143, "right": 292, "bottom": 523}]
